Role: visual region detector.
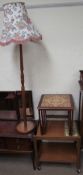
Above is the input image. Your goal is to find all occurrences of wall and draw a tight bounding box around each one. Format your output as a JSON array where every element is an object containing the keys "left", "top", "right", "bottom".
[{"left": 0, "top": 0, "right": 83, "bottom": 119}]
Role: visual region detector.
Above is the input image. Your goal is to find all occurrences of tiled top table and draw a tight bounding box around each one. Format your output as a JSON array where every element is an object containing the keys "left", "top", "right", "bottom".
[{"left": 38, "top": 94, "right": 74, "bottom": 135}]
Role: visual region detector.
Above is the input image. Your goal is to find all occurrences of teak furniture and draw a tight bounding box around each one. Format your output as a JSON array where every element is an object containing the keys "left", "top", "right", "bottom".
[
  {"left": 0, "top": 90, "right": 36, "bottom": 168},
  {"left": 34, "top": 121, "right": 80, "bottom": 172},
  {"left": 38, "top": 94, "right": 74, "bottom": 135},
  {"left": 34, "top": 94, "right": 81, "bottom": 172}
]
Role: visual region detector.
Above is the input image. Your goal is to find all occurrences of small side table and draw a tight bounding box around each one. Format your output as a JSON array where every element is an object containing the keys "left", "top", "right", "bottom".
[{"left": 38, "top": 94, "right": 74, "bottom": 135}]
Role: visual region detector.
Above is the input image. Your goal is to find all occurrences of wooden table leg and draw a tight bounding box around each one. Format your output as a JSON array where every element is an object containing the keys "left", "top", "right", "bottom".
[
  {"left": 33, "top": 138, "right": 40, "bottom": 169},
  {"left": 39, "top": 109, "right": 47, "bottom": 134},
  {"left": 76, "top": 140, "right": 81, "bottom": 173},
  {"left": 68, "top": 109, "right": 73, "bottom": 136}
]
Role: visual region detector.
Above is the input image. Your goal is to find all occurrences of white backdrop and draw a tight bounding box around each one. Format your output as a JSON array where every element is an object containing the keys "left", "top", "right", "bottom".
[{"left": 0, "top": 0, "right": 83, "bottom": 119}]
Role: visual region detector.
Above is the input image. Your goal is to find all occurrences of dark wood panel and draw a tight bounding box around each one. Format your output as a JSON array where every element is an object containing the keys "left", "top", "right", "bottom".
[
  {"left": 0, "top": 91, "right": 35, "bottom": 169},
  {"left": 0, "top": 91, "right": 34, "bottom": 120}
]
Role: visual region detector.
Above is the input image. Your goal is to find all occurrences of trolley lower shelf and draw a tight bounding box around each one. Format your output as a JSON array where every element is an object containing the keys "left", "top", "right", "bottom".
[{"left": 34, "top": 120, "right": 81, "bottom": 172}]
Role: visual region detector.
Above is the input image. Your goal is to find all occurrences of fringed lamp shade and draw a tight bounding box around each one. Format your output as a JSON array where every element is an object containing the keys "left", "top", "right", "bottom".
[
  {"left": 0, "top": 2, "right": 42, "bottom": 133},
  {"left": 0, "top": 2, "right": 42, "bottom": 45}
]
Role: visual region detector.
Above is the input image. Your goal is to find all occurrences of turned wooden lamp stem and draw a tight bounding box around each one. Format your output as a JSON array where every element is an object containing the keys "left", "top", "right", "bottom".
[
  {"left": 19, "top": 44, "right": 27, "bottom": 129},
  {"left": 16, "top": 44, "right": 35, "bottom": 133}
]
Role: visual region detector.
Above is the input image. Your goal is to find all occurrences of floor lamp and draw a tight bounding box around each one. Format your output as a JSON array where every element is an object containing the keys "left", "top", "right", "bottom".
[{"left": 0, "top": 2, "right": 42, "bottom": 133}]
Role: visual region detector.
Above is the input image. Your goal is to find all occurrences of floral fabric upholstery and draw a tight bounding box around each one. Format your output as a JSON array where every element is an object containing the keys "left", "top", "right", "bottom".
[{"left": 0, "top": 2, "right": 42, "bottom": 45}]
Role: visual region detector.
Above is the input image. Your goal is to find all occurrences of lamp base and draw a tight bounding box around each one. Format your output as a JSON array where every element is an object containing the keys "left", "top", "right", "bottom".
[{"left": 16, "top": 121, "right": 35, "bottom": 134}]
